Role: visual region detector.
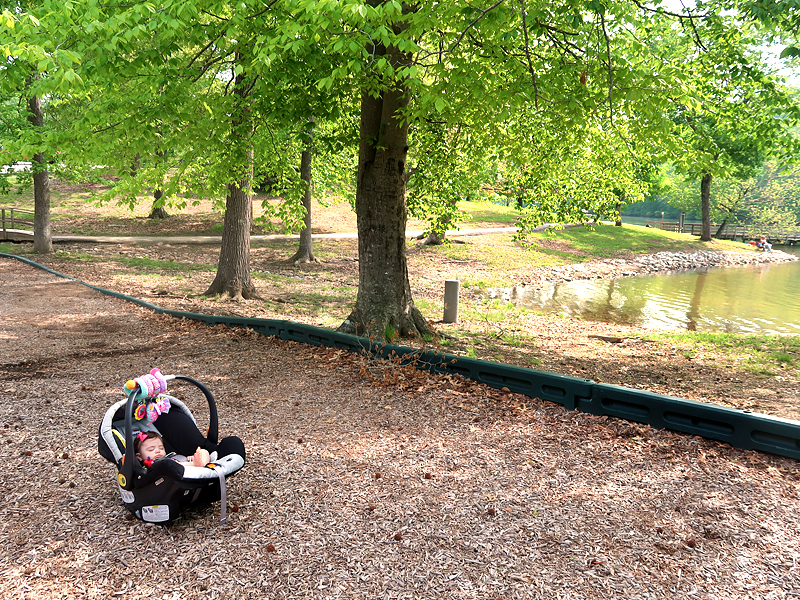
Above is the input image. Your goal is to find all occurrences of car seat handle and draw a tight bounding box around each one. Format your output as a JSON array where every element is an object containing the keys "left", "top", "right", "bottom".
[
  {"left": 172, "top": 375, "right": 219, "bottom": 444},
  {"left": 120, "top": 387, "right": 139, "bottom": 490},
  {"left": 120, "top": 374, "right": 220, "bottom": 490}
]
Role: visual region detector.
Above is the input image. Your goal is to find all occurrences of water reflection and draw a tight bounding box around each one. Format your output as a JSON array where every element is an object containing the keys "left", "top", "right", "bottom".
[{"left": 494, "top": 256, "right": 800, "bottom": 334}]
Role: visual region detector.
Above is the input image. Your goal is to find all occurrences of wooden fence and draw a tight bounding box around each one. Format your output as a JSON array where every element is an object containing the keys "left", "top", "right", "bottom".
[
  {"left": 0, "top": 207, "right": 34, "bottom": 240},
  {"left": 647, "top": 221, "right": 800, "bottom": 245}
]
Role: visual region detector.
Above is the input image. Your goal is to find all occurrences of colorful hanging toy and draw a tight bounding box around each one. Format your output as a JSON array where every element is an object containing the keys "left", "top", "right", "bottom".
[
  {"left": 125, "top": 368, "right": 171, "bottom": 424},
  {"left": 133, "top": 394, "right": 171, "bottom": 423},
  {"left": 124, "top": 368, "right": 169, "bottom": 401}
]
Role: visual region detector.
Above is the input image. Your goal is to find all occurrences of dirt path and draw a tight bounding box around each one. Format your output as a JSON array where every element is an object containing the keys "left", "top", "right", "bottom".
[{"left": 2, "top": 256, "right": 800, "bottom": 599}]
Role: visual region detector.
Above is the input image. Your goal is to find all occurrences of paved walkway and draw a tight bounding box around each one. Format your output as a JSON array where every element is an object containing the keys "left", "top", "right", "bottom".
[{"left": 5, "top": 227, "right": 518, "bottom": 244}]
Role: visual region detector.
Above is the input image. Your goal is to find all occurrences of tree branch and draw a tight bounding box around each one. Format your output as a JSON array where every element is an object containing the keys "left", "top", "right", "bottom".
[
  {"left": 447, "top": 0, "right": 507, "bottom": 54},
  {"left": 518, "top": 0, "right": 538, "bottom": 106},
  {"left": 600, "top": 13, "right": 614, "bottom": 126}
]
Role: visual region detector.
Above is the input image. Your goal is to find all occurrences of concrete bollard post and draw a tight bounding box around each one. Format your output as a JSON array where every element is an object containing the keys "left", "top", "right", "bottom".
[{"left": 443, "top": 279, "right": 460, "bottom": 323}]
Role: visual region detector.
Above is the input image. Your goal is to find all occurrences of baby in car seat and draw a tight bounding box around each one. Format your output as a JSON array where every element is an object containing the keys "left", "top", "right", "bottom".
[{"left": 135, "top": 432, "right": 210, "bottom": 468}]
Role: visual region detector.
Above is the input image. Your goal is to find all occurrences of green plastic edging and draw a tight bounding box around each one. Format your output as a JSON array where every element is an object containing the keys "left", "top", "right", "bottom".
[
  {"left": 280, "top": 321, "right": 373, "bottom": 353},
  {"left": 0, "top": 253, "right": 286, "bottom": 335},
  {"left": 585, "top": 383, "right": 800, "bottom": 459},
  {"left": 4, "top": 252, "right": 800, "bottom": 461}
]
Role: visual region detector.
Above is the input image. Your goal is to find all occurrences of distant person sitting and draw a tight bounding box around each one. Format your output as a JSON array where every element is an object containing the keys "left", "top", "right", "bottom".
[{"left": 757, "top": 236, "right": 773, "bottom": 252}]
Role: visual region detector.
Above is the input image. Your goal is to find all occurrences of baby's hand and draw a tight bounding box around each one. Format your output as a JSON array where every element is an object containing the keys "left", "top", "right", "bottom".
[{"left": 190, "top": 447, "right": 210, "bottom": 467}]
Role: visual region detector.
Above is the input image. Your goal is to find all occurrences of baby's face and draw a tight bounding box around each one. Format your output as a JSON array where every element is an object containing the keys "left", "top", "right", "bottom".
[{"left": 137, "top": 437, "right": 166, "bottom": 462}]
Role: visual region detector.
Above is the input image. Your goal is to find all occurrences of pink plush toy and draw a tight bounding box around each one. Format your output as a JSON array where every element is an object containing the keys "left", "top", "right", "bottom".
[
  {"left": 126, "top": 368, "right": 172, "bottom": 423},
  {"left": 124, "top": 368, "right": 169, "bottom": 401}
]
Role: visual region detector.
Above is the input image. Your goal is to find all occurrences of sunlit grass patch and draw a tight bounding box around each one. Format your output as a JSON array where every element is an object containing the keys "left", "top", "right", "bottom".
[
  {"left": 116, "top": 256, "right": 210, "bottom": 272},
  {"left": 415, "top": 233, "right": 569, "bottom": 272},
  {"left": 53, "top": 250, "right": 98, "bottom": 262},
  {"left": 456, "top": 199, "right": 520, "bottom": 226},
  {"left": 534, "top": 222, "right": 755, "bottom": 258},
  {"left": 460, "top": 299, "right": 529, "bottom": 322},
  {"left": 643, "top": 330, "right": 800, "bottom": 375},
  {"left": 0, "top": 242, "right": 27, "bottom": 254}
]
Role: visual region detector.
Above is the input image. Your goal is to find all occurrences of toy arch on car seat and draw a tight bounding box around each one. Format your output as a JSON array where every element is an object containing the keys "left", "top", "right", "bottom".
[{"left": 98, "top": 373, "right": 245, "bottom": 524}]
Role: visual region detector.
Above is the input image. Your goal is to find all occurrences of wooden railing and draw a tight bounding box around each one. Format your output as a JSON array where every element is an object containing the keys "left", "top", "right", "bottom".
[
  {"left": 0, "top": 207, "right": 35, "bottom": 240},
  {"left": 647, "top": 221, "right": 800, "bottom": 244}
]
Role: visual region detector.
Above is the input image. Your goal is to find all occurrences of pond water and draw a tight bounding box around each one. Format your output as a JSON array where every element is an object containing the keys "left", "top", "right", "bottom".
[{"left": 494, "top": 246, "right": 800, "bottom": 334}]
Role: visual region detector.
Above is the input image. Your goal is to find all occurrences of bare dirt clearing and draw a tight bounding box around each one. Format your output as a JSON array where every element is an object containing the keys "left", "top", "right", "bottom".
[{"left": 1, "top": 257, "right": 800, "bottom": 599}]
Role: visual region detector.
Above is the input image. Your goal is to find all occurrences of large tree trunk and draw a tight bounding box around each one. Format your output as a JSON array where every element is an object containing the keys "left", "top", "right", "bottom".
[
  {"left": 338, "top": 52, "right": 430, "bottom": 341},
  {"left": 28, "top": 94, "right": 52, "bottom": 254},
  {"left": 204, "top": 59, "right": 257, "bottom": 300},
  {"left": 291, "top": 144, "right": 318, "bottom": 266},
  {"left": 700, "top": 171, "right": 712, "bottom": 242}
]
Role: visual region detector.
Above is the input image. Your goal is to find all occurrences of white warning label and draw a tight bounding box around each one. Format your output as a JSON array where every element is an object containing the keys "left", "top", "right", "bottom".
[{"left": 141, "top": 505, "right": 170, "bottom": 522}]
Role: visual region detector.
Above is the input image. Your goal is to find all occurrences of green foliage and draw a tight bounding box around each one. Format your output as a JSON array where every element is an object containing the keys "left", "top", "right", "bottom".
[
  {"left": 7, "top": 0, "right": 800, "bottom": 320},
  {"left": 510, "top": 125, "right": 652, "bottom": 237},
  {"left": 407, "top": 120, "right": 491, "bottom": 237},
  {"left": 662, "top": 12, "right": 800, "bottom": 194},
  {"left": 628, "top": 157, "right": 800, "bottom": 227}
]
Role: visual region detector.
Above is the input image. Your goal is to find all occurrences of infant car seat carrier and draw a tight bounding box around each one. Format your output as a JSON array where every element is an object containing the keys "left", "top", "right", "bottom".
[{"left": 98, "top": 371, "right": 245, "bottom": 523}]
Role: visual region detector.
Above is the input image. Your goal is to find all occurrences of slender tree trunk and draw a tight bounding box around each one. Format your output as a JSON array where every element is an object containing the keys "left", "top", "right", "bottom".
[
  {"left": 130, "top": 153, "right": 141, "bottom": 177},
  {"left": 700, "top": 171, "right": 712, "bottom": 242},
  {"left": 27, "top": 94, "right": 52, "bottom": 254},
  {"left": 338, "top": 46, "right": 430, "bottom": 340},
  {"left": 204, "top": 59, "right": 257, "bottom": 300},
  {"left": 291, "top": 124, "right": 318, "bottom": 265},
  {"left": 714, "top": 216, "right": 728, "bottom": 238},
  {"left": 148, "top": 150, "right": 168, "bottom": 218},
  {"left": 614, "top": 200, "right": 623, "bottom": 227}
]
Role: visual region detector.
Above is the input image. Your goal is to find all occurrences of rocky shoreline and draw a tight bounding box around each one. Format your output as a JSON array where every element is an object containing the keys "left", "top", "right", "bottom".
[{"left": 520, "top": 249, "right": 798, "bottom": 287}]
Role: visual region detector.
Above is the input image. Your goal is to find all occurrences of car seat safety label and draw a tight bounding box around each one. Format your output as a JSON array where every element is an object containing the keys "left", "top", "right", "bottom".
[
  {"left": 118, "top": 486, "right": 135, "bottom": 504},
  {"left": 142, "top": 505, "right": 170, "bottom": 522}
]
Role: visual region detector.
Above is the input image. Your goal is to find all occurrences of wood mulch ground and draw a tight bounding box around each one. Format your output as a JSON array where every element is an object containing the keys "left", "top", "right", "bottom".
[{"left": 2, "top": 251, "right": 800, "bottom": 598}]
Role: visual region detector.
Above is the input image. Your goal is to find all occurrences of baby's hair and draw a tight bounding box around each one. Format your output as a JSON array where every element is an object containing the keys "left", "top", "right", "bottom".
[{"left": 134, "top": 431, "right": 162, "bottom": 454}]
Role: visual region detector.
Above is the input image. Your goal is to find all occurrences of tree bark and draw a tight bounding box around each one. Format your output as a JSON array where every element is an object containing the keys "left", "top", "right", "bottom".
[
  {"left": 204, "top": 58, "right": 257, "bottom": 300},
  {"left": 418, "top": 230, "right": 446, "bottom": 245},
  {"left": 205, "top": 177, "right": 256, "bottom": 300},
  {"left": 291, "top": 143, "right": 318, "bottom": 265},
  {"left": 27, "top": 94, "right": 52, "bottom": 254},
  {"left": 149, "top": 189, "right": 169, "bottom": 219},
  {"left": 338, "top": 48, "right": 430, "bottom": 340},
  {"left": 714, "top": 216, "right": 728, "bottom": 238},
  {"left": 700, "top": 171, "right": 712, "bottom": 242}
]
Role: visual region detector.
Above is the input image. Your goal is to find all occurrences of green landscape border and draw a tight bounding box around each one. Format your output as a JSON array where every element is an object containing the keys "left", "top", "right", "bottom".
[{"left": 5, "top": 251, "right": 800, "bottom": 461}]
